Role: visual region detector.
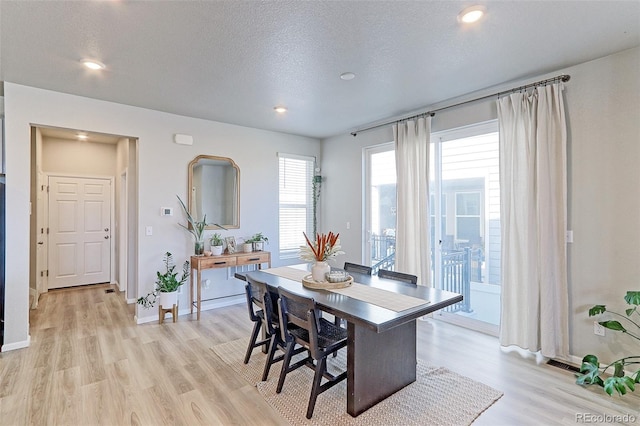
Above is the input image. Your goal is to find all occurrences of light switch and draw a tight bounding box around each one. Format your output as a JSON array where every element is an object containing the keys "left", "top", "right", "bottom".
[{"left": 146, "top": 226, "right": 153, "bottom": 236}]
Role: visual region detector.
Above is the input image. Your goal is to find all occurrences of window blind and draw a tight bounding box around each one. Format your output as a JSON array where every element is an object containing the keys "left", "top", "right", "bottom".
[{"left": 278, "top": 153, "right": 315, "bottom": 259}]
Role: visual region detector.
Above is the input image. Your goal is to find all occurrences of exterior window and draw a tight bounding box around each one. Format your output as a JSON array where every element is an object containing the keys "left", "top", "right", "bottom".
[
  {"left": 455, "top": 191, "right": 481, "bottom": 242},
  {"left": 278, "top": 153, "right": 315, "bottom": 259}
]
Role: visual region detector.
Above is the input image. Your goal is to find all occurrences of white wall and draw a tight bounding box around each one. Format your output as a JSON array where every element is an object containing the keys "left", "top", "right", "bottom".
[
  {"left": 3, "top": 83, "right": 320, "bottom": 349},
  {"left": 41, "top": 137, "right": 118, "bottom": 175},
  {"left": 321, "top": 47, "right": 640, "bottom": 362}
]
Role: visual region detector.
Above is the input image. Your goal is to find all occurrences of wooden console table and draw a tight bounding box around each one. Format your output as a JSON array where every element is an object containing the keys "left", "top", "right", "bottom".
[{"left": 190, "top": 251, "right": 271, "bottom": 320}]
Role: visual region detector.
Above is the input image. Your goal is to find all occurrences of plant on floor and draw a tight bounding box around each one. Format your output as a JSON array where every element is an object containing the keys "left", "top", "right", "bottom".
[
  {"left": 576, "top": 290, "right": 640, "bottom": 396},
  {"left": 137, "top": 252, "right": 190, "bottom": 309}
]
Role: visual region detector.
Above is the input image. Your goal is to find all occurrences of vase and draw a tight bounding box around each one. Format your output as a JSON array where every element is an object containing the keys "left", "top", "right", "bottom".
[
  {"left": 159, "top": 290, "right": 179, "bottom": 308},
  {"left": 211, "top": 245, "right": 223, "bottom": 256},
  {"left": 195, "top": 239, "right": 205, "bottom": 256},
  {"left": 311, "top": 261, "right": 331, "bottom": 282}
]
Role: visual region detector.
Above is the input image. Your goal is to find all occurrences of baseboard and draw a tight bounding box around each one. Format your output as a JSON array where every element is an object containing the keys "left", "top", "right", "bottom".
[
  {"left": 2, "top": 334, "right": 31, "bottom": 352},
  {"left": 135, "top": 295, "right": 244, "bottom": 324}
]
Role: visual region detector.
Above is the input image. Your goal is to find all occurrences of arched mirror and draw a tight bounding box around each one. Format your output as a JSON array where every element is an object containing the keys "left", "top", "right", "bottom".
[{"left": 188, "top": 155, "right": 240, "bottom": 229}]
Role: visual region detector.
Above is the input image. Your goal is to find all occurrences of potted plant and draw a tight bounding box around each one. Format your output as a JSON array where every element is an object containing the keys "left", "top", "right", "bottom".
[
  {"left": 177, "top": 195, "right": 207, "bottom": 255},
  {"left": 137, "top": 252, "right": 190, "bottom": 309},
  {"left": 210, "top": 233, "right": 224, "bottom": 255},
  {"left": 250, "top": 232, "right": 269, "bottom": 251},
  {"left": 241, "top": 237, "right": 254, "bottom": 253},
  {"left": 576, "top": 290, "right": 640, "bottom": 396}
]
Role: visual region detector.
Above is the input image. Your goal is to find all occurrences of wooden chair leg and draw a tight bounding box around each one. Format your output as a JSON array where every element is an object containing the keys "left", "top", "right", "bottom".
[
  {"left": 306, "top": 357, "right": 327, "bottom": 419},
  {"left": 262, "top": 334, "right": 279, "bottom": 381},
  {"left": 276, "top": 341, "right": 296, "bottom": 393},
  {"left": 244, "top": 320, "right": 263, "bottom": 364}
]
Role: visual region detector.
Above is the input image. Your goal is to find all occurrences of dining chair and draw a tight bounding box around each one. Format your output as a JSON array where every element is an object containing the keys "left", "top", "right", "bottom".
[
  {"left": 343, "top": 262, "right": 372, "bottom": 275},
  {"left": 276, "top": 286, "right": 348, "bottom": 419},
  {"left": 377, "top": 268, "right": 418, "bottom": 285},
  {"left": 243, "top": 276, "right": 278, "bottom": 364}
]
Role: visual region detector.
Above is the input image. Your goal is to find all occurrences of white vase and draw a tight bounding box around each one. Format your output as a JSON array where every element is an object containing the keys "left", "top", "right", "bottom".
[
  {"left": 311, "top": 261, "right": 330, "bottom": 282},
  {"left": 242, "top": 243, "right": 253, "bottom": 253},
  {"left": 211, "top": 245, "right": 223, "bottom": 256},
  {"left": 159, "top": 290, "right": 178, "bottom": 308}
]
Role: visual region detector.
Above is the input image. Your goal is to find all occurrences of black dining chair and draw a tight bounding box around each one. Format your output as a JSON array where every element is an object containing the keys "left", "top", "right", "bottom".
[
  {"left": 343, "top": 262, "right": 372, "bottom": 276},
  {"left": 243, "top": 276, "right": 278, "bottom": 365},
  {"left": 378, "top": 269, "right": 418, "bottom": 285},
  {"left": 276, "top": 286, "right": 348, "bottom": 419}
]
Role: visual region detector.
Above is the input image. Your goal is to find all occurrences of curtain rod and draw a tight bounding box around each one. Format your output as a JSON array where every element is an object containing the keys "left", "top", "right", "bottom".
[{"left": 350, "top": 74, "right": 570, "bottom": 137}]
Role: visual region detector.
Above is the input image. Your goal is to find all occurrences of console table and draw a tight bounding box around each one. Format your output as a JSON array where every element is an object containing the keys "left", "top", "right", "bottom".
[{"left": 190, "top": 251, "right": 271, "bottom": 320}]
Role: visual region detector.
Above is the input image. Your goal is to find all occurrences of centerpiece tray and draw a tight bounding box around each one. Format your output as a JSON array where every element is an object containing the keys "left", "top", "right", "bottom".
[{"left": 302, "top": 274, "right": 353, "bottom": 289}]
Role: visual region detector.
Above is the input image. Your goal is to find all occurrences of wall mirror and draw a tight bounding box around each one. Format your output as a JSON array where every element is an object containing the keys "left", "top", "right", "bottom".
[{"left": 188, "top": 155, "right": 240, "bottom": 229}]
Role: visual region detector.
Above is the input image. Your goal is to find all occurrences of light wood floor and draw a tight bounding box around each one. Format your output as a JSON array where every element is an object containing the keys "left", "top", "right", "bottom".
[{"left": 1, "top": 284, "right": 638, "bottom": 425}]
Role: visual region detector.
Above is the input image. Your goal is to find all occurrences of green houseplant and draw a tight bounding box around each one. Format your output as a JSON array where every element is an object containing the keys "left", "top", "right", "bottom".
[
  {"left": 177, "top": 195, "right": 207, "bottom": 255},
  {"left": 249, "top": 232, "right": 269, "bottom": 251},
  {"left": 576, "top": 290, "right": 640, "bottom": 396},
  {"left": 210, "top": 232, "right": 224, "bottom": 255},
  {"left": 137, "top": 252, "right": 190, "bottom": 309}
]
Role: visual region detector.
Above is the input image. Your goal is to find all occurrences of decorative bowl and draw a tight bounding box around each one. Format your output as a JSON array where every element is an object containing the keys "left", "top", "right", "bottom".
[{"left": 325, "top": 271, "right": 349, "bottom": 283}]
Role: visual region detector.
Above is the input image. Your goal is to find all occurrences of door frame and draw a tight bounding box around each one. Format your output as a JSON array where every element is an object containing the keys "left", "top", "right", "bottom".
[{"left": 44, "top": 172, "right": 115, "bottom": 288}]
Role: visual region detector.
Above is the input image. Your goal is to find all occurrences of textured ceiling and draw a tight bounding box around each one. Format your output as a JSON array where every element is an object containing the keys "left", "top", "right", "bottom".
[{"left": 1, "top": 1, "right": 639, "bottom": 139}]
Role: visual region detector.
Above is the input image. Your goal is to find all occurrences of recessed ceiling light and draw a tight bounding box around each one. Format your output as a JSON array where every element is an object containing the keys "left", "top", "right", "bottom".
[
  {"left": 274, "top": 106, "right": 287, "bottom": 113},
  {"left": 457, "top": 5, "right": 486, "bottom": 24},
  {"left": 340, "top": 72, "right": 356, "bottom": 81},
  {"left": 77, "top": 133, "right": 88, "bottom": 140},
  {"left": 81, "top": 59, "right": 105, "bottom": 70}
]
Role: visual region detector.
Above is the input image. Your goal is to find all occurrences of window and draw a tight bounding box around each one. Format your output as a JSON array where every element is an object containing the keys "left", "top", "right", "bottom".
[
  {"left": 278, "top": 153, "right": 315, "bottom": 259},
  {"left": 455, "top": 191, "right": 481, "bottom": 242}
]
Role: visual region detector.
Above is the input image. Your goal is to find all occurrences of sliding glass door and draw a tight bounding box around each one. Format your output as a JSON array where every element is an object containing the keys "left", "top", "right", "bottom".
[
  {"left": 430, "top": 121, "right": 501, "bottom": 332},
  {"left": 364, "top": 143, "right": 396, "bottom": 270},
  {"left": 363, "top": 124, "right": 501, "bottom": 333}
]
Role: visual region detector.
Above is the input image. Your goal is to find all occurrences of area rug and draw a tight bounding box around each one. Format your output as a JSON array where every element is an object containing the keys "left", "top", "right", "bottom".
[{"left": 211, "top": 338, "right": 503, "bottom": 426}]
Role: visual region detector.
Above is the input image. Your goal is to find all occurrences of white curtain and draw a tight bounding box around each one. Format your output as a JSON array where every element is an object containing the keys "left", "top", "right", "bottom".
[
  {"left": 497, "top": 83, "right": 569, "bottom": 359},
  {"left": 393, "top": 117, "right": 431, "bottom": 286}
]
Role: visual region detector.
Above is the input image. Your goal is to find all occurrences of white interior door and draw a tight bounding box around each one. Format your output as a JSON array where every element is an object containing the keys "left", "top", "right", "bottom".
[{"left": 48, "top": 176, "right": 111, "bottom": 289}]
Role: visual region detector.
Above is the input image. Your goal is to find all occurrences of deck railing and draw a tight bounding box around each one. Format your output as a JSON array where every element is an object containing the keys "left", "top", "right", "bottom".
[{"left": 370, "top": 235, "right": 480, "bottom": 313}]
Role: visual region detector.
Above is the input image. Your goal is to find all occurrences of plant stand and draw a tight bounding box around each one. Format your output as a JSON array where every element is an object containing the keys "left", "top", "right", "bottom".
[{"left": 159, "top": 303, "right": 178, "bottom": 324}]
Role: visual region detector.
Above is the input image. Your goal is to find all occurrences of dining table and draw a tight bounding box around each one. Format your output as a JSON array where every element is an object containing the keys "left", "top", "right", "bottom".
[{"left": 245, "top": 265, "right": 463, "bottom": 417}]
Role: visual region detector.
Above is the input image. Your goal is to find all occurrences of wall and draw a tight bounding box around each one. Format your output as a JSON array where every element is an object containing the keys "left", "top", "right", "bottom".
[
  {"left": 3, "top": 83, "right": 320, "bottom": 349},
  {"left": 42, "top": 137, "right": 118, "bottom": 175},
  {"left": 321, "top": 47, "right": 640, "bottom": 362}
]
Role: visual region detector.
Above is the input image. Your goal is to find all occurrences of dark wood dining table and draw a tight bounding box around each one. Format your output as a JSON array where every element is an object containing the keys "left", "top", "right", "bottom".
[{"left": 246, "top": 266, "right": 463, "bottom": 417}]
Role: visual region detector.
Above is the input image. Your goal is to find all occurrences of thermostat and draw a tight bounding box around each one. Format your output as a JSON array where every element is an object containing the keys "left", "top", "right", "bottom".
[{"left": 161, "top": 207, "right": 173, "bottom": 216}]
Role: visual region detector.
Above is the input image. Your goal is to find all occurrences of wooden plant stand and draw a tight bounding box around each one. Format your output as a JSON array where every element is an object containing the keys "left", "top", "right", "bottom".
[{"left": 159, "top": 304, "right": 178, "bottom": 324}]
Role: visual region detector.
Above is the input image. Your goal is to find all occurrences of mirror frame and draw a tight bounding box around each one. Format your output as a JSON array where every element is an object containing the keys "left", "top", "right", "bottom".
[{"left": 187, "top": 155, "right": 240, "bottom": 230}]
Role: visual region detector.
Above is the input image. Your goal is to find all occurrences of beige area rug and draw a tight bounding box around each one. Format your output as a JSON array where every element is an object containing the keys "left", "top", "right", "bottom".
[{"left": 211, "top": 338, "right": 503, "bottom": 426}]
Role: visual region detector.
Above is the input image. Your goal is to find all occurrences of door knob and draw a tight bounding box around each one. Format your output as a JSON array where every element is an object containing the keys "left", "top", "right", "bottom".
[
  {"left": 104, "top": 236, "right": 110, "bottom": 239},
  {"left": 104, "top": 228, "right": 109, "bottom": 232},
  {"left": 37, "top": 241, "right": 44, "bottom": 245}
]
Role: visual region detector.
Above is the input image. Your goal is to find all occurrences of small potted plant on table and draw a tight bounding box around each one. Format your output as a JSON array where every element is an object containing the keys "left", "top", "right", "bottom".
[
  {"left": 250, "top": 232, "right": 269, "bottom": 251},
  {"left": 210, "top": 233, "right": 224, "bottom": 255},
  {"left": 177, "top": 195, "right": 207, "bottom": 255}
]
